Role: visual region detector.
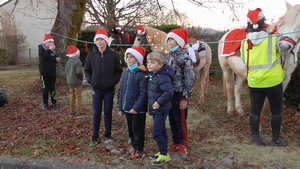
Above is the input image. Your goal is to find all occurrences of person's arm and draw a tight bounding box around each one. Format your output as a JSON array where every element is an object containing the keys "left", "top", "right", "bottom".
[
  {"left": 182, "top": 57, "right": 195, "bottom": 101},
  {"left": 156, "top": 75, "right": 174, "bottom": 106},
  {"left": 75, "top": 60, "right": 83, "bottom": 80},
  {"left": 114, "top": 54, "right": 123, "bottom": 84},
  {"left": 132, "top": 73, "right": 148, "bottom": 112},
  {"left": 38, "top": 45, "right": 52, "bottom": 61}
]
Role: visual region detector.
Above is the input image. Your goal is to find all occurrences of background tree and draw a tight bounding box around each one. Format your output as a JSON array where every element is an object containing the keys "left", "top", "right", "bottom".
[{"left": 0, "top": 11, "right": 28, "bottom": 65}]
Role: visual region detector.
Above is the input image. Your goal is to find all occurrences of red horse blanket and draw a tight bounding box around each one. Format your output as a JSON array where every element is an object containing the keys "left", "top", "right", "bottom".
[{"left": 220, "top": 28, "right": 248, "bottom": 57}]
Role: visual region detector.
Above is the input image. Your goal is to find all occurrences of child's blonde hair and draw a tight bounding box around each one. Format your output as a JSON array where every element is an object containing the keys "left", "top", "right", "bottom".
[{"left": 147, "top": 51, "right": 166, "bottom": 64}]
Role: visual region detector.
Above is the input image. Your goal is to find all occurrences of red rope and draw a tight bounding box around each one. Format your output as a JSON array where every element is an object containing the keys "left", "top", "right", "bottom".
[{"left": 84, "top": 41, "right": 90, "bottom": 53}]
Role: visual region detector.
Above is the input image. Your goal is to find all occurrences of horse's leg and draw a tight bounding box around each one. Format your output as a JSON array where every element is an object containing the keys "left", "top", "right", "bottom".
[
  {"left": 219, "top": 57, "right": 235, "bottom": 115},
  {"left": 199, "top": 65, "right": 208, "bottom": 104},
  {"left": 234, "top": 75, "right": 246, "bottom": 116}
]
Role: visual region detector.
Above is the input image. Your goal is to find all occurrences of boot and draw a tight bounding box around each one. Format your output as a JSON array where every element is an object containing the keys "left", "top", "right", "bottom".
[
  {"left": 270, "top": 114, "right": 287, "bottom": 147},
  {"left": 250, "top": 114, "right": 266, "bottom": 146}
]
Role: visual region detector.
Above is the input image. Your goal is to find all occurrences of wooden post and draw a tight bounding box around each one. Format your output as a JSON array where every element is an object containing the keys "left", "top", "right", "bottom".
[{"left": 28, "top": 48, "right": 32, "bottom": 67}]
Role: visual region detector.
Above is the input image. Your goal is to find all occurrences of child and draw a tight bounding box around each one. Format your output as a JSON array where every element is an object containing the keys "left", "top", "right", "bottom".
[
  {"left": 147, "top": 51, "right": 174, "bottom": 165},
  {"left": 65, "top": 46, "right": 83, "bottom": 116},
  {"left": 118, "top": 46, "right": 148, "bottom": 160},
  {"left": 165, "top": 29, "right": 195, "bottom": 155}
]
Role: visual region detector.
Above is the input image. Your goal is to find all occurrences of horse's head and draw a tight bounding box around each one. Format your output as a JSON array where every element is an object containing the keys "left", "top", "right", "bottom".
[
  {"left": 277, "top": 4, "right": 300, "bottom": 58},
  {"left": 133, "top": 25, "right": 149, "bottom": 47},
  {"left": 108, "top": 27, "right": 123, "bottom": 51}
]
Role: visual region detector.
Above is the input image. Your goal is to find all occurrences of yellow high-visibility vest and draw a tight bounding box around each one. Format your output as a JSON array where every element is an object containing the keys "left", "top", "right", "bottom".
[{"left": 240, "top": 35, "right": 285, "bottom": 88}]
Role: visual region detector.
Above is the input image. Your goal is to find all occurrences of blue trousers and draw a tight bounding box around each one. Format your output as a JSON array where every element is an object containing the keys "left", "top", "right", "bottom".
[
  {"left": 152, "top": 110, "right": 169, "bottom": 155},
  {"left": 92, "top": 91, "right": 114, "bottom": 138}
]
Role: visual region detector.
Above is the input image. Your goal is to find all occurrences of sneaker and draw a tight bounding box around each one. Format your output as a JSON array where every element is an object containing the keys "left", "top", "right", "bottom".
[
  {"left": 104, "top": 136, "right": 115, "bottom": 141},
  {"left": 76, "top": 113, "right": 87, "bottom": 119},
  {"left": 177, "top": 144, "right": 187, "bottom": 155},
  {"left": 69, "top": 112, "right": 76, "bottom": 116},
  {"left": 135, "top": 151, "right": 145, "bottom": 160},
  {"left": 151, "top": 154, "right": 171, "bottom": 166},
  {"left": 130, "top": 150, "right": 136, "bottom": 158},
  {"left": 149, "top": 152, "right": 160, "bottom": 160},
  {"left": 42, "top": 104, "right": 48, "bottom": 110},
  {"left": 88, "top": 138, "right": 97, "bottom": 147},
  {"left": 169, "top": 144, "right": 178, "bottom": 153},
  {"left": 53, "top": 103, "right": 58, "bottom": 111}
]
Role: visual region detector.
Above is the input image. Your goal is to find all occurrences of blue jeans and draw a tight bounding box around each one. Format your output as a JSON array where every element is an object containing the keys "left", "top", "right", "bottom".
[
  {"left": 152, "top": 110, "right": 169, "bottom": 155},
  {"left": 92, "top": 91, "right": 114, "bottom": 138}
]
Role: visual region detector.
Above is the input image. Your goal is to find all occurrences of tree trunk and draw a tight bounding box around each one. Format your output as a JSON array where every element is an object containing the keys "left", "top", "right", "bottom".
[{"left": 51, "top": 0, "right": 87, "bottom": 78}]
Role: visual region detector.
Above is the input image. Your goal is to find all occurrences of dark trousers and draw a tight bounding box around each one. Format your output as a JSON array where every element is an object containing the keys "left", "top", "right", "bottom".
[
  {"left": 152, "top": 110, "right": 169, "bottom": 155},
  {"left": 169, "top": 92, "right": 188, "bottom": 146},
  {"left": 41, "top": 75, "right": 56, "bottom": 104},
  {"left": 125, "top": 113, "right": 146, "bottom": 152},
  {"left": 248, "top": 83, "right": 283, "bottom": 116},
  {"left": 92, "top": 91, "right": 114, "bottom": 138}
]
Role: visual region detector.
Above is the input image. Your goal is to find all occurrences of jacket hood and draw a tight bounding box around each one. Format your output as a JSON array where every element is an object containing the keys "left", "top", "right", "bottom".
[
  {"left": 153, "top": 64, "right": 175, "bottom": 81},
  {"left": 246, "top": 31, "right": 269, "bottom": 45}
]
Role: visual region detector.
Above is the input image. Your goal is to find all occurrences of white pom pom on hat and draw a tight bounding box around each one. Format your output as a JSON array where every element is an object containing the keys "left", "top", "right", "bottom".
[
  {"left": 247, "top": 8, "right": 265, "bottom": 29},
  {"left": 66, "top": 46, "right": 80, "bottom": 57}
]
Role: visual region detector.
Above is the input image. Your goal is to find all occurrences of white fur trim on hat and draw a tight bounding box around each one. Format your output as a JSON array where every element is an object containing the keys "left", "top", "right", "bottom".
[
  {"left": 165, "top": 32, "right": 185, "bottom": 48},
  {"left": 43, "top": 39, "right": 54, "bottom": 44},
  {"left": 94, "top": 34, "right": 109, "bottom": 44},
  {"left": 186, "top": 45, "right": 196, "bottom": 63},
  {"left": 124, "top": 48, "right": 144, "bottom": 65}
]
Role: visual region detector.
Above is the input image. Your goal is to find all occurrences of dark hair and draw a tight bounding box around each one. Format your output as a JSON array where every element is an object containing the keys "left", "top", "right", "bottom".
[{"left": 246, "top": 17, "right": 267, "bottom": 32}]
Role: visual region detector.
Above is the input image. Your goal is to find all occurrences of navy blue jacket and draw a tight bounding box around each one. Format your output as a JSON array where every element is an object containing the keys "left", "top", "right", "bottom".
[
  {"left": 118, "top": 66, "right": 148, "bottom": 113},
  {"left": 84, "top": 45, "right": 123, "bottom": 94},
  {"left": 147, "top": 65, "right": 174, "bottom": 114}
]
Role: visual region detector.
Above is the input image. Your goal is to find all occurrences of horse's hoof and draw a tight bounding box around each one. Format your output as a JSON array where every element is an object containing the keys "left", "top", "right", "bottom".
[{"left": 227, "top": 111, "right": 234, "bottom": 115}]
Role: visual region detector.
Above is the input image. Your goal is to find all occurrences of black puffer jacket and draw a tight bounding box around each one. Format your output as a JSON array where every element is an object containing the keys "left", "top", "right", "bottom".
[{"left": 84, "top": 45, "right": 123, "bottom": 94}]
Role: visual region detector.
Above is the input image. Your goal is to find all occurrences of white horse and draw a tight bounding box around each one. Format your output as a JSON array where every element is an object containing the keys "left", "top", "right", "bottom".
[
  {"left": 133, "top": 26, "right": 212, "bottom": 104},
  {"left": 218, "top": 2, "right": 300, "bottom": 116}
]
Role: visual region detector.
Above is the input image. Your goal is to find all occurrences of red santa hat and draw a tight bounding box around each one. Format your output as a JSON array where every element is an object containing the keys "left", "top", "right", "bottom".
[
  {"left": 66, "top": 46, "right": 80, "bottom": 57},
  {"left": 94, "top": 28, "right": 109, "bottom": 44},
  {"left": 165, "top": 29, "right": 196, "bottom": 63},
  {"left": 124, "top": 46, "right": 146, "bottom": 65},
  {"left": 43, "top": 34, "right": 54, "bottom": 44},
  {"left": 247, "top": 8, "right": 265, "bottom": 29},
  {"left": 137, "top": 25, "right": 146, "bottom": 35}
]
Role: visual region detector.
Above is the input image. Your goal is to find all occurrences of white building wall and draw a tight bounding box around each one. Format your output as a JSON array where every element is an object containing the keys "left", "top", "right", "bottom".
[{"left": 0, "top": 0, "right": 57, "bottom": 59}]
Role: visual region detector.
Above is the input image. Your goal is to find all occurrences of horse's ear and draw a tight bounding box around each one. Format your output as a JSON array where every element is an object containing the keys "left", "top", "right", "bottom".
[{"left": 285, "top": 0, "right": 292, "bottom": 10}]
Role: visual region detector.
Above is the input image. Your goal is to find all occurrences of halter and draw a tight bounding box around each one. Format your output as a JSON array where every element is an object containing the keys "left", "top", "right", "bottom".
[{"left": 278, "top": 35, "right": 300, "bottom": 66}]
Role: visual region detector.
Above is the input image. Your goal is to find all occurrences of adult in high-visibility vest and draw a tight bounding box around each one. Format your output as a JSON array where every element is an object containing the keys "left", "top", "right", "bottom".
[{"left": 240, "top": 8, "right": 287, "bottom": 147}]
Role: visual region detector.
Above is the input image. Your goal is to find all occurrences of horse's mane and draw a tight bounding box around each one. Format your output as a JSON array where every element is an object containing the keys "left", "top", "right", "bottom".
[
  {"left": 282, "top": 4, "right": 300, "bottom": 27},
  {"left": 144, "top": 26, "right": 169, "bottom": 52}
]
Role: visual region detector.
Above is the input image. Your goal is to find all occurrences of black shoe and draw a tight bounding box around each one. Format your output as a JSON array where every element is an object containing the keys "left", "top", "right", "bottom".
[
  {"left": 135, "top": 151, "right": 145, "bottom": 160},
  {"left": 42, "top": 104, "right": 48, "bottom": 110},
  {"left": 88, "top": 137, "right": 97, "bottom": 147},
  {"left": 149, "top": 152, "right": 160, "bottom": 160},
  {"left": 53, "top": 103, "right": 58, "bottom": 111},
  {"left": 271, "top": 139, "right": 287, "bottom": 147},
  {"left": 252, "top": 135, "right": 266, "bottom": 146}
]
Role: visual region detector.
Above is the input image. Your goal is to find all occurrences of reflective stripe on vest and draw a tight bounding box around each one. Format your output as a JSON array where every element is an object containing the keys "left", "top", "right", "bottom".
[{"left": 241, "top": 36, "right": 281, "bottom": 70}]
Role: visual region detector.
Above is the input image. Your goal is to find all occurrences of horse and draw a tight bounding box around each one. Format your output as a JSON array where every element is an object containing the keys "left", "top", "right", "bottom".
[
  {"left": 133, "top": 26, "right": 212, "bottom": 104},
  {"left": 218, "top": 2, "right": 300, "bottom": 116},
  {"left": 108, "top": 27, "right": 137, "bottom": 52}
]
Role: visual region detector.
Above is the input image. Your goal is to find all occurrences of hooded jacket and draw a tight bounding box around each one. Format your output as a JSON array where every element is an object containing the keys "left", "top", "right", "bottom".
[
  {"left": 38, "top": 43, "right": 58, "bottom": 76},
  {"left": 118, "top": 65, "right": 148, "bottom": 113},
  {"left": 84, "top": 45, "right": 123, "bottom": 93},
  {"left": 65, "top": 56, "right": 83, "bottom": 88},
  {"left": 147, "top": 65, "right": 174, "bottom": 114}
]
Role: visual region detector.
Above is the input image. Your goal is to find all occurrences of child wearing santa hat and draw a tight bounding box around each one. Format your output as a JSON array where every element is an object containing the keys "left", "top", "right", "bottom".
[
  {"left": 146, "top": 51, "right": 174, "bottom": 165},
  {"left": 84, "top": 28, "right": 123, "bottom": 147},
  {"left": 165, "top": 29, "right": 195, "bottom": 155},
  {"left": 38, "top": 33, "right": 60, "bottom": 111},
  {"left": 65, "top": 46, "right": 83, "bottom": 117},
  {"left": 241, "top": 8, "right": 286, "bottom": 147},
  {"left": 118, "top": 46, "right": 148, "bottom": 160}
]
